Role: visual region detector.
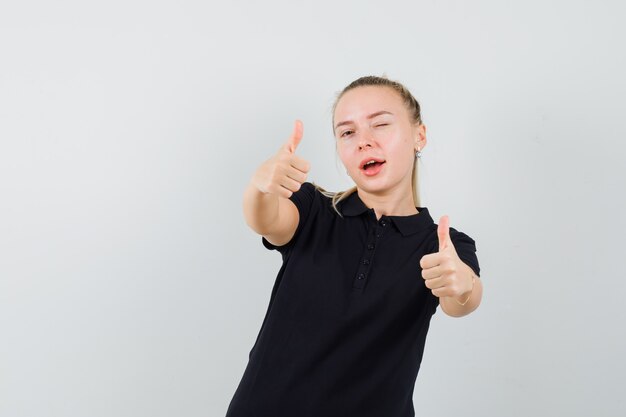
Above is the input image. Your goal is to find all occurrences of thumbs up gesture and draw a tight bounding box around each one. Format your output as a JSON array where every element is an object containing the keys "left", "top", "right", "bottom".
[
  {"left": 251, "top": 120, "right": 311, "bottom": 199},
  {"left": 419, "top": 215, "right": 474, "bottom": 300}
]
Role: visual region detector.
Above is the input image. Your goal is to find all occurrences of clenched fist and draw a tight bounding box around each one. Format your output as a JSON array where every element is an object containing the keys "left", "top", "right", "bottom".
[{"left": 251, "top": 120, "right": 311, "bottom": 199}]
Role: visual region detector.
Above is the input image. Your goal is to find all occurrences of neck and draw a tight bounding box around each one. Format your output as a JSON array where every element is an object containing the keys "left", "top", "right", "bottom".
[{"left": 357, "top": 185, "right": 418, "bottom": 220}]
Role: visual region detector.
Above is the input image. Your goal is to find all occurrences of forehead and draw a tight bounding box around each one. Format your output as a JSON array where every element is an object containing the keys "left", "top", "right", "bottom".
[{"left": 334, "top": 86, "right": 405, "bottom": 119}]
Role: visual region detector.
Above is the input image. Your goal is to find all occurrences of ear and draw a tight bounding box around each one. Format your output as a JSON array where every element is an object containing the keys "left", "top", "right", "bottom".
[{"left": 414, "top": 123, "right": 427, "bottom": 149}]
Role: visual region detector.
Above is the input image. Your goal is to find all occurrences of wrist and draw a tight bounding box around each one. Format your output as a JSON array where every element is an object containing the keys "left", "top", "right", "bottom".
[{"left": 454, "top": 269, "right": 476, "bottom": 306}]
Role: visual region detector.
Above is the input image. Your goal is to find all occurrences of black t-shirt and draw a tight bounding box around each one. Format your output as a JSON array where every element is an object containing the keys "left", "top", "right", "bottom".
[{"left": 226, "top": 182, "right": 480, "bottom": 417}]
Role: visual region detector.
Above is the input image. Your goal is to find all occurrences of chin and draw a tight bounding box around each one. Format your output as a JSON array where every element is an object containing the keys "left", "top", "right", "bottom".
[
  {"left": 355, "top": 179, "right": 389, "bottom": 193},
  {"left": 358, "top": 175, "right": 410, "bottom": 194}
]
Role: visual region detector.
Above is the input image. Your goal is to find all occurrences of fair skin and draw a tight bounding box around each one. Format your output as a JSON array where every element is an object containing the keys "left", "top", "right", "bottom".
[
  {"left": 243, "top": 85, "right": 482, "bottom": 317},
  {"left": 333, "top": 86, "right": 422, "bottom": 218}
]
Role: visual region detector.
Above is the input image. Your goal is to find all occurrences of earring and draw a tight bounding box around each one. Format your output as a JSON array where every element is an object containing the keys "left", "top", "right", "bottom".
[{"left": 415, "top": 147, "right": 422, "bottom": 159}]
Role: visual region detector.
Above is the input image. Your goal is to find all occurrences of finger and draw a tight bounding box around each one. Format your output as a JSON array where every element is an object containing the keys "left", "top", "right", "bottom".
[
  {"left": 421, "top": 265, "right": 443, "bottom": 280},
  {"left": 424, "top": 276, "right": 446, "bottom": 290},
  {"left": 290, "top": 154, "right": 311, "bottom": 173},
  {"left": 284, "top": 119, "right": 304, "bottom": 154},
  {"left": 438, "top": 215, "right": 451, "bottom": 252},
  {"left": 419, "top": 253, "right": 439, "bottom": 270},
  {"left": 277, "top": 187, "right": 294, "bottom": 199},
  {"left": 431, "top": 287, "right": 454, "bottom": 298},
  {"left": 265, "top": 182, "right": 293, "bottom": 199},
  {"left": 286, "top": 166, "right": 308, "bottom": 184},
  {"left": 278, "top": 175, "right": 304, "bottom": 194}
]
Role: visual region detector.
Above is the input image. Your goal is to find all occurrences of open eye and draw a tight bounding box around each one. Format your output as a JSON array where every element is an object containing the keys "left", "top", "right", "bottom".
[{"left": 340, "top": 130, "right": 354, "bottom": 138}]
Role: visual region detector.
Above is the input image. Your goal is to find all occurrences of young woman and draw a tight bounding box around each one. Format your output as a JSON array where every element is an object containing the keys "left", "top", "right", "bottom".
[{"left": 226, "top": 76, "right": 483, "bottom": 417}]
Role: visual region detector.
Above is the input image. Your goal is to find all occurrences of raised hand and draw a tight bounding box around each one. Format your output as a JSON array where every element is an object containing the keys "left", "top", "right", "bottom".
[
  {"left": 251, "top": 120, "right": 311, "bottom": 199},
  {"left": 419, "top": 215, "right": 474, "bottom": 300}
]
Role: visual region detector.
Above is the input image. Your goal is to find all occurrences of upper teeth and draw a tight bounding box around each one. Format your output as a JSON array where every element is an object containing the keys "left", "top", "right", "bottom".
[{"left": 365, "top": 160, "right": 377, "bottom": 166}]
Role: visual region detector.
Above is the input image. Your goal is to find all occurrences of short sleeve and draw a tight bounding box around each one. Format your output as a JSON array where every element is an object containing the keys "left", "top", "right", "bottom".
[
  {"left": 449, "top": 227, "right": 481, "bottom": 277},
  {"left": 261, "top": 182, "right": 317, "bottom": 255}
]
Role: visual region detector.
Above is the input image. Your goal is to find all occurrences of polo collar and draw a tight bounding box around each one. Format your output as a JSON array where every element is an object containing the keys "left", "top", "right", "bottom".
[{"left": 337, "top": 190, "right": 434, "bottom": 236}]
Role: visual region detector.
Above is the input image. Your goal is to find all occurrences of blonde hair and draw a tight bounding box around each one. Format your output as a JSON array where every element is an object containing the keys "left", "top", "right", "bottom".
[{"left": 315, "top": 75, "right": 424, "bottom": 217}]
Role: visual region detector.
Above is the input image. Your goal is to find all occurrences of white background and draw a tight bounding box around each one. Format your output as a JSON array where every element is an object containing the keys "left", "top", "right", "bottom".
[{"left": 1, "top": 1, "right": 625, "bottom": 416}]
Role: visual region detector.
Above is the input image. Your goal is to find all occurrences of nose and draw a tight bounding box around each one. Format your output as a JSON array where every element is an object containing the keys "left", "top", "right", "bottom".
[{"left": 357, "top": 133, "right": 373, "bottom": 150}]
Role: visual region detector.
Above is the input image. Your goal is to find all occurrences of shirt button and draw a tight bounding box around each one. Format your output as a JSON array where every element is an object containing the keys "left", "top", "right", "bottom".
[
  {"left": 357, "top": 273, "right": 365, "bottom": 280},
  {"left": 376, "top": 234, "right": 381, "bottom": 238},
  {"left": 362, "top": 259, "right": 370, "bottom": 265},
  {"left": 367, "top": 244, "right": 375, "bottom": 250},
  {"left": 381, "top": 220, "right": 387, "bottom": 226}
]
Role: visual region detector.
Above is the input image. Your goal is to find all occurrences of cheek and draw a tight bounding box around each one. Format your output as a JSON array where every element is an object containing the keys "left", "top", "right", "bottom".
[
  {"left": 336, "top": 145, "right": 357, "bottom": 170},
  {"left": 387, "top": 140, "right": 414, "bottom": 169},
  {"left": 335, "top": 142, "right": 349, "bottom": 158},
  {"left": 336, "top": 149, "right": 350, "bottom": 167},
  {"left": 392, "top": 133, "right": 414, "bottom": 155}
]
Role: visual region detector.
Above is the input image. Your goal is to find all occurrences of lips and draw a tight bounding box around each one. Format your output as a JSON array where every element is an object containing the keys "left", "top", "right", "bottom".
[
  {"left": 359, "top": 157, "right": 386, "bottom": 177},
  {"left": 359, "top": 157, "right": 386, "bottom": 170}
]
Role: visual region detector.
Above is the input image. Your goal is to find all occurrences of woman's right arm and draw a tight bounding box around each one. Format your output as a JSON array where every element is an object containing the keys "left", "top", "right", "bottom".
[{"left": 242, "top": 120, "right": 310, "bottom": 247}]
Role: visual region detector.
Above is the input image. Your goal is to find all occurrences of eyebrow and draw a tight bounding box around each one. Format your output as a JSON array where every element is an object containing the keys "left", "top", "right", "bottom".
[{"left": 334, "top": 110, "right": 394, "bottom": 131}]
